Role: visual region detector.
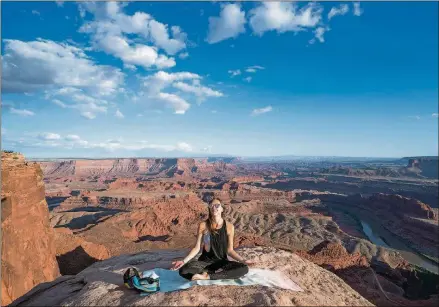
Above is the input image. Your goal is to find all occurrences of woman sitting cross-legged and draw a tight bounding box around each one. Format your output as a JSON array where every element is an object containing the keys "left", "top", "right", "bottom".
[{"left": 170, "top": 198, "right": 255, "bottom": 280}]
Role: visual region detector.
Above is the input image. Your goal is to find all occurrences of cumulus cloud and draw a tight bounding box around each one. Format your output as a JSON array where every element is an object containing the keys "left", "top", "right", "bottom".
[
  {"left": 244, "top": 76, "right": 252, "bottom": 83},
  {"left": 46, "top": 88, "right": 109, "bottom": 119},
  {"left": 432, "top": 113, "right": 438, "bottom": 118},
  {"left": 10, "top": 108, "right": 35, "bottom": 117},
  {"left": 115, "top": 109, "right": 124, "bottom": 118},
  {"left": 56, "top": 1, "right": 64, "bottom": 7},
  {"left": 78, "top": 2, "right": 188, "bottom": 69},
  {"left": 206, "top": 3, "right": 246, "bottom": 44},
  {"left": 249, "top": 2, "right": 322, "bottom": 35},
  {"left": 2, "top": 39, "right": 124, "bottom": 95},
  {"left": 31, "top": 10, "right": 40, "bottom": 16},
  {"left": 156, "top": 92, "right": 190, "bottom": 114},
  {"left": 251, "top": 105, "right": 272, "bottom": 116},
  {"left": 353, "top": 2, "right": 363, "bottom": 17},
  {"left": 328, "top": 4, "right": 349, "bottom": 20},
  {"left": 142, "top": 71, "right": 222, "bottom": 114},
  {"left": 173, "top": 81, "right": 223, "bottom": 101}
]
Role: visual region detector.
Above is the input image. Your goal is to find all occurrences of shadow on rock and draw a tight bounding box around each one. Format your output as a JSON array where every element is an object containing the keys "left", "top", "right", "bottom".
[
  {"left": 135, "top": 235, "right": 171, "bottom": 243},
  {"left": 57, "top": 246, "right": 100, "bottom": 275}
]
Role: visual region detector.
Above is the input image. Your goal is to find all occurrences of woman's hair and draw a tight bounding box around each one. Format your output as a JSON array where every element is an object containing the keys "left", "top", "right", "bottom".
[{"left": 206, "top": 198, "right": 223, "bottom": 234}]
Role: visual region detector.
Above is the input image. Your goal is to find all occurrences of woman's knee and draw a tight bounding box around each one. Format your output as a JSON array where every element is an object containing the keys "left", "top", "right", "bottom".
[
  {"left": 179, "top": 264, "right": 190, "bottom": 276},
  {"left": 240, "top": 263, "right": 249, "bottom": 275}
]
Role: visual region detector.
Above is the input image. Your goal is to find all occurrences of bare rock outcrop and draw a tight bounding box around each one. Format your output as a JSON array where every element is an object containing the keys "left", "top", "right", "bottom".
[
  {"left": 10, "top": 247, "right": 372, "bottom": 306},
  {"left": 53, "top": 228, "right": 111, "bottom": 275},
  {"left": 1, "top": 152, "right": 60, "bottom": 305}
]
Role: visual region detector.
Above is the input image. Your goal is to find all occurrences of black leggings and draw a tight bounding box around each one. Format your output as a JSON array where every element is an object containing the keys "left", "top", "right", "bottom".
[{"left": 179, "top": 259, "right": 249, "bottom": 280}]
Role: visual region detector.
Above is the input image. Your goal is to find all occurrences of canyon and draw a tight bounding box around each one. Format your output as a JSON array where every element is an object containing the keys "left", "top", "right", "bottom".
[{"left": 2, "top": 152, "right": 438, "bottom": 306}]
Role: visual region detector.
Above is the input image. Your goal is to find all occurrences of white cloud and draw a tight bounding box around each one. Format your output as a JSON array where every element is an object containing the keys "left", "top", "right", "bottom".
[
  {"left": 52, "top": 99, "right": 67, "bottom": 108},
  {"left": 309, "top": 27, "right": 329, "bottom": 44},
  {"left": 141, "top": 71, "right": 222, "bottom": 114},
  {"left": 244, "top": 76, "right": 252, "bottom": 83},
  {"left": 39, "top": 132, "right": 61, "bottom": 140},
  {"left": 156, "top": 92, "right": 190, "bottom": 114},
  {"left": 2, "top": 39, "right": 124, "bottom": 95},
  {"left": 81, "top": 112, "right": 96, "bottom": 119},
  {"left": 115, "top": 109, "right": 124, "bottom": 118},
  {"left": 432, "top": 113, "right": 438, "bottom": 118},
  {"left": 56, "top": 1, "right": 64, "bottom": 7},
  {"left": 251, "top": 105, "right": 272, "bottom": 116},
  {"left": 149, "top": 22, "right": 187, "bottom": 55},
  {"left": 65, "top": 134, "right": 81, "bottom": 141},
  {"left": 408, "top": 115, "right": 421, "bottom": 120},
  {"left": 245, "top": 65, "right": 265, "bottom": 73},
  {"left": 249, "top": 2, "right": 322, "bottom": 36},
  {"left": 328, "top": 4, "right": 349, "bottom": 20},
  {"left": 78, "top": 2, "right": 188, "bottom": 69},
  {"left": 178, "top": 52, "right": 189, "bottom": 59},
  {"left": 176, "top": 142, "right": 193, "bottom": 152},
  {"left": 46, "top": 90, "right": 108, "bottom": 118},
  {"left": 10, "top": 131, "right": 197, "bottom": 154},
  {"left": 353, "top": 2, "right": 363, "bottom": 17},
  {"left": 206, "top": 3, "right": 246, "bottom": 44},
  {"left": 144, "top": 71, "right": 201, "bottom": 94},
  {"left": 96, "top": 34, "right": 176, "bottom": 69},
  {"left": 173, "top": 81, "right": 223, "bottom": 100},
  {"left": 31, "top": 10, "right": 40, "bottom": 16},
  {"left": 202, "top": 145, "right": 213, "bottom": 153},
  {"left": 228, "top": 69, "right": 241, "bottom": 77},
  {"left": 10, "top": 108, "right": 35, "bottom": 117}
]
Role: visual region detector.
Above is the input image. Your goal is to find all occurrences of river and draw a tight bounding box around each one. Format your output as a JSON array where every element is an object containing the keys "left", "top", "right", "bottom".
[{"left": 359, "top": 217, "right": 439, "bottom": 274}]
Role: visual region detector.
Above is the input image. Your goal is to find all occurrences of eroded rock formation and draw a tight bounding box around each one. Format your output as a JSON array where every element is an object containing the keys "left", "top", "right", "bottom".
[{"left": 1, "top": 152, "right": 60, "bottom": 305}]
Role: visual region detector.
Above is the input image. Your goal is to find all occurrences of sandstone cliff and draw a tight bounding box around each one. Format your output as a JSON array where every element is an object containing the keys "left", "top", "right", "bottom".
[
  {"left": 1, "top": 152, "right": 60, "bottom": 305},
  {"left": 39, "top": 158, "right": 238, "bottom": 178}
]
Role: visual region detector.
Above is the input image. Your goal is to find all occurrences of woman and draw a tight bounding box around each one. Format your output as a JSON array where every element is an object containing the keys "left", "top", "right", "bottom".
[{"left": 170, "top": 198, "right": 254, "bottom": 280}]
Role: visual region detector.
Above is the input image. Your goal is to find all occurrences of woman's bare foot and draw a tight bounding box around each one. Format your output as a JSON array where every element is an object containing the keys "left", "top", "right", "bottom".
[{"left": 191, "top": 272, "right": 210, "bottom": 280}]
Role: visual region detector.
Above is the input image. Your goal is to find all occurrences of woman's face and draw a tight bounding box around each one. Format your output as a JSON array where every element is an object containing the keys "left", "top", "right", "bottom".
[{"left": 209, "top": 200, "right": 223, "bottom": 216}]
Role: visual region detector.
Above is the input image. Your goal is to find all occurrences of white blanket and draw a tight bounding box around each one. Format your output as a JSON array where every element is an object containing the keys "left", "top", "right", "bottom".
[{"left": 140, "top": 268, "right": 303, "bottom": 294}]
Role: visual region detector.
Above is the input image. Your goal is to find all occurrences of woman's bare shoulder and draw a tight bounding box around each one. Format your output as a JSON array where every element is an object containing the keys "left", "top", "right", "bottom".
[{"left": 226, "top": 220, "right": 234, "bottom": 232}]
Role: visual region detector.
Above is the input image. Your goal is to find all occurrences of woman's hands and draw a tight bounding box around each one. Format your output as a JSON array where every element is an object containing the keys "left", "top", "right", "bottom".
[
  {"left": 170, "top": 260, "right": 185, "bottom": 271},
  {"left": 242, "top": 259, "right": 256, "bottom": 266}
]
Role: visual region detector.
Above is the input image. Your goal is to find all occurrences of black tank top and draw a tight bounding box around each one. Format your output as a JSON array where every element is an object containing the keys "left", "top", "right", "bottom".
[{"left": 199, "top": 220, "right": 228, "bottom": 261}]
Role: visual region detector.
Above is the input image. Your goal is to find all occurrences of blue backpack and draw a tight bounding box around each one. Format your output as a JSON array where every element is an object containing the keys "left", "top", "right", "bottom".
[{"left": 123, "top": 267, "right": 160, "bottom": 293}]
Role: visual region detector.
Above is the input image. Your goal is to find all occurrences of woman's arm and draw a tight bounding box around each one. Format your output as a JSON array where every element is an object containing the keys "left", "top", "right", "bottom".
[
  {"left": 183, "top": 222, "right": 205, "bottom": 263},
  {"left": 171, "top": 222, "right": 205, "bottom": 270},
  {"left": 226, "top": 223, "right": 250, "bottom": 264}
]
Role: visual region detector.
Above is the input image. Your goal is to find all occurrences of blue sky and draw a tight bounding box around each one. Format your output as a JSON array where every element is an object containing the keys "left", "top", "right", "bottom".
[{"left": 1, "top": 1, "right": 438, "bottom": 158}]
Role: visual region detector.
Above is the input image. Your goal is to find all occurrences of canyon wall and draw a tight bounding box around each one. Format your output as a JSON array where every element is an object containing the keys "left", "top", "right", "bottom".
[{"left": 1, "top": 153, "right": 60, "bottom": 305}]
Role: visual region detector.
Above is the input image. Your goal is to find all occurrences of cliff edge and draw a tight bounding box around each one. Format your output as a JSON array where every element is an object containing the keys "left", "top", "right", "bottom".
[
  {"left": 1, "top": 152, "right": 60, "bottom": 305},
  {"left": 9, "top": 247, "right": 372, "bottom": 306}
]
